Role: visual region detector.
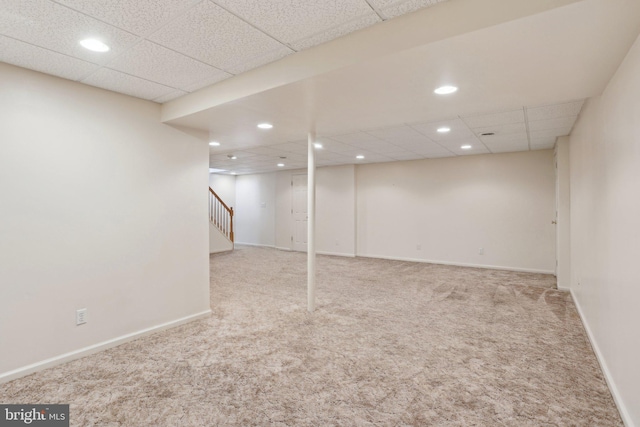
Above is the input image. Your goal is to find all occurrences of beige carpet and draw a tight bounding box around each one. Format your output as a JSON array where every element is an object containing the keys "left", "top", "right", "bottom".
[{"left": 0, "top": 246, "right": 621, "bottom": 426}]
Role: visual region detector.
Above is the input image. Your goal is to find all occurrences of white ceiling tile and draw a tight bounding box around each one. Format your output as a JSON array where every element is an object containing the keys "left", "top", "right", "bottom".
[
  {"left": 81, "top": 68, "right": 176, "bottom": 100},
  {"left": 2, "top": 0, "right": 139, "bottom": 65},
  {"left": 365, "top": 125, "right": 425, "bottom": 141},
  {"left": 290, "top": 14, "right": 381, "bottom": 51},
  {"left": 410, "top": 142, "right": 454, "bottom": 155},
  {"left": 180, "top": 72, "right": 232, "bottom": 93},
  {"left": 386, "top": 151, "right": 423, "bottom": 161},
  {"left": 526, "top": 100, "right": 585, "bottom": 121},
  {"left": 0, "top": 4, "right": 31, "bottom": 34},
  {"left": 316, "top": 138, "right": 357, "bottom": 153},
  {"left": 368, "top": 141, "right": 408, "bottom": 153},
  {"left": 488, "top": 145, "right": 529, "bottom": 154},
  {"left": 448, "top": 145, "right": 491, "bottom": 156},
  {"left": 472, "top": 122, "right": 527, "bottom": 136},
  {"left": 479, "top": 134, "right": 528, "bottom": 145},
  {"left": 107, "top": 40, "right": 223, "bottom": 89},
  {"left": 529, "top": 127, "right": 573, "bottom": 140},
  {"left": 527, "top": 116, "right": 578, "bottom": 131},
  {"left": 531, "top": 144, "right": 555, "bottom": 151},
  {"left": 243, "top": 146, "right": 286, "bottom": 156},
  {"left": 224, "top": 46, "right": 293, "bottom": 75},
  {"left": 331, "top": 132, "right": 382, "bottom": 145},
  {"left": 0, "top": 35, "right": 99, "bottom": 81},
  {"left": 372, "top": 0, "right": 448, "bottom": 20},
  {"left": 411, "top": 118, "right": 474, "bottom": 141},
  {"left": 54, "top": 0, "right": 201, "bottom": 36},
  {"left": 270, "top": 142, "right": 308, "bottom": 154},
  {"left": 153, "top": 89, "right": 188, "bottom": 103},
  {"left": 461, "top": 109, "right": 525, "bottom": 128},
  {"left": 213, "top": 0, "right": 374, "bottom": 45},
  {"left": 149, "top": 1, "right": 290, "bottom": 72},
  {"left": 530, "top": 136, "right": 557, "bottom": 146},
  {"left": 423, "top": 152, "right": 455, "bottom": 159},
  {"left": 483, "top": 140, "right": 529, "bottom": 152},
  {"left": 387, "top": 138, "right": 440, "bottom": 151}
]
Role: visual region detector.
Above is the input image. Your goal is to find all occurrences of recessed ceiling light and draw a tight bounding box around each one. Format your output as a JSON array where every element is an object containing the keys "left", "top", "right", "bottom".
[
  {"left": 277, "top": 163, "right": 285, "bottom": 167},
  {"left": 314, "top": 143, "right": 323, "bottom": 149},
  {"left": 356, "top": 155, "right": 365, "bottom": 159},
  {"left": 227, "top": 155, "right": 237, "bottom": 160},
  {"left": 437, "top": 127, "right": 451, "bottom": 133},
  {"left": 79, "top": 39, "right": 110, "bottom": 52},
  {"left": 434, "top": 85, "right": 458, "bottom": 95},
  {"left": 461, "top": 145, "right": 472, "bottom": 150},
  {"left": 257, "top": 123, "right": 273, "bottom": 129},
  {"left": 209, "top": 141, "right": 220, "bottom": 146}
]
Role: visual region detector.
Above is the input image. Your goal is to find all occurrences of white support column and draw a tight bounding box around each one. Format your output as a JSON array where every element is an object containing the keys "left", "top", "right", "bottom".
[{"left": 307, "top": 131, "right": 316, "bottom": 312}]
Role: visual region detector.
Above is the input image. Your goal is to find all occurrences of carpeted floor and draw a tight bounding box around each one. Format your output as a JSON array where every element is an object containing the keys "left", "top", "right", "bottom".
[{"left": 0, "top": 246, "right": 621, "bottom": 426}]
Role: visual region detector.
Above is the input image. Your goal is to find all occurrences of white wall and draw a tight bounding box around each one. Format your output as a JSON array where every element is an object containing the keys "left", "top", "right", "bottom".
[
  {"left": 209, "top": 223, "right": 233, "bottom": 254},
  {"left": 569, "top": 34, "right": 640, "bottom": 426},
  {"left": 555, "top": 137, "right": 571, "bottom": 289},
  {"left": 272, "top": 166, "right": 356, "bottom": 256},
  {"left": 0, "top": 64, "right": 210, "bottom": 379},
  {"left": 235, "top": 173, "right": 276, "bottom": 246},
  {"left": 274, "top": 166, "right": 357, "bottom": 254},
  {"left": 356, "top": 151, "right": 556, "bottom": 273},
  {"left": 316, "top": 166, "right": 356, "bottom": 256},
  {"left": 209, "top": 173, "right": 236, "bottom": 209}
]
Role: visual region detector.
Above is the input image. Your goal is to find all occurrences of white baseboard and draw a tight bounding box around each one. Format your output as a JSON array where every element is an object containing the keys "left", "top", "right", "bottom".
[
  {"left": 356, "top": 253, "right": 555, "bottom": 275},
  {"left": 275, "top": 246, "right": 292, "bottom": 251},
  {"left": 0, "top": 310, "right": 212, "bottom": 384},
  {"left": 570, "top": 290, "right": 633, "bottom": 427},
  {"left": 235, "top": 242, "right": 275, "bottom": 248},
  {"left": 209, "top": 248, "right": 233, "bottom": 254},
  {"left": 317, "top": 251, "right": 356, "bottom": 258}
]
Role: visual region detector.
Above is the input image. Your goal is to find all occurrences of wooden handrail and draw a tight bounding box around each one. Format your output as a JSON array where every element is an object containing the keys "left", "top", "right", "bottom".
[
  {"left": 209, "top": 187, "right": 234, "bottom": 243},
  {"left": 209, "top": 187, "right": 232, "bottom": 213}
]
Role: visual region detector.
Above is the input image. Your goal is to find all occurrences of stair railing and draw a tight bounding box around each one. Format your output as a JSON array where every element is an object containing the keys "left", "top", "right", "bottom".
[{"left": 209, "top": 187, "right": 234, "bottom": 242}]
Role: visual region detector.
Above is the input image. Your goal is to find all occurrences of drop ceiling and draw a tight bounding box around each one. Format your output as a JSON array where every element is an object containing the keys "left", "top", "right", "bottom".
[
  {"left": 0, "top": 0, "right": 447, "bottom": 102},
  {"left": 2, "top": 0, "right": 640, "bottom": 175}
]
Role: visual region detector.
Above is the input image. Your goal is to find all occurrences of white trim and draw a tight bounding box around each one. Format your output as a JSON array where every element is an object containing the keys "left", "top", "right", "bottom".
[
  {"left": 275, "top": 246, "right": 292, "bottom": 251},
  {"left": 234, "top": 242, "right": 275, "bottom": 248},
  {"left": 0, "top": 310, "right": 212, "bottom": 384},
  {"left": 570, "top": 290, "right": 633, "bottom": 427},
  {"left": 209, "top": 248, "right": 233, "bottom": 254},
  {"left": 356, "top": 253, "right": 555, "bottom": 275},
  {"left": 317, "top": 251, "right": 356, "bottom": 258}
]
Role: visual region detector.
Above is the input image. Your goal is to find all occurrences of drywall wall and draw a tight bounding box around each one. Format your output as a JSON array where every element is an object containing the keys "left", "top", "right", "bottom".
[
  {"left": 273, "top": 166, "right": 356, "bottom": 256},
  {"left": 0, "top": 63, "right": 210, "bottom": 379},
  {"left": 569, "top": 34, "right": 640, "bottom": 426},
  {"left": 209, "top": 223, "right": 233, "bottom": 254},
  {"left": 555, "top": 137, "right": 571, "bottom": 289},
  {"left": 356, "top": 150, "right": 556, "bottom": 273},
  {"left": 209, "top": 173, "right": 236, "bottom": 209},
  {"left": 234, "top": 173, "right": 276, "bottom": 246},
  {"left": 316, "top": 166, "right": 356, "bottom": 256}
]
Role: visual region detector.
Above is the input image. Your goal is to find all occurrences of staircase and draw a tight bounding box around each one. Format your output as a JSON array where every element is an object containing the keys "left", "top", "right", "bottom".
[{"left": 209, "top": 187, "right": 234, "bottom": 253}]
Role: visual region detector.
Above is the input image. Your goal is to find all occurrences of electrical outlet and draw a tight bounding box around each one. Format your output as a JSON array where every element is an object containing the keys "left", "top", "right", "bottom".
[
  {"left": 76, "top": 308, "right": 87, "bottom": 325},
  {"left": 479, "top": 247, "right": 484, "bottom": 255}
]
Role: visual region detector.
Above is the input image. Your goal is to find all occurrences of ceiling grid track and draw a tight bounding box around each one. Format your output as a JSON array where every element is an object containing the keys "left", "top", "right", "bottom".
[{"left": 363, "top": 0, "right": 385, "bottom": 21}]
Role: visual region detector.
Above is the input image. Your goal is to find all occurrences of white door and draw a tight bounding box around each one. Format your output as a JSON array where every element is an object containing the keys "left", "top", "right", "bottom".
[{"left": 292, "top": 174, "right": 307, "bottom": 252}]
